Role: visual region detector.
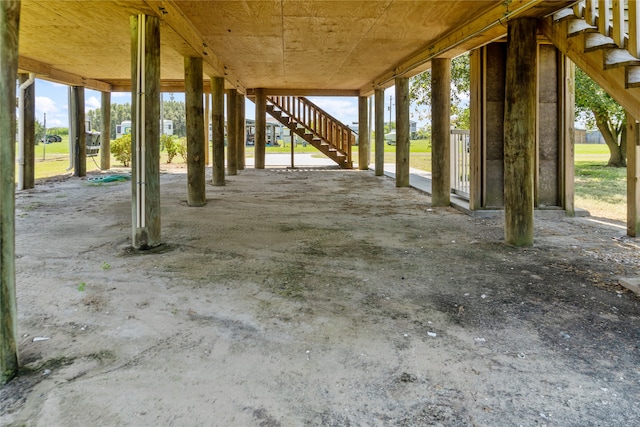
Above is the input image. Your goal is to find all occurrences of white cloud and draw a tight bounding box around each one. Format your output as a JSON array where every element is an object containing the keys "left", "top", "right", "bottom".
[
  {"left": 35, "top": 96, "right": 66, "bottom": 127},
  {"left": 85, "top": 96, "right": 100, "bottom": 110},
  {"left": 308, "top": 97, "right": 358, "bottom": 124},
  {"left": 35, "top": 96, "right": 58, "bottom": 115}
]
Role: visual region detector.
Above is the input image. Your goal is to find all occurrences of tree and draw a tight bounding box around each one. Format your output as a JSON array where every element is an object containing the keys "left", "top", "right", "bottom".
[
  {"left": 86, "top": 103, "right": 132, "bottom": 140},
  {"left": 162, "top": 98, "right": 186, "bottom": 137},
  {"left": 410, "top": 53, "right": 471, "bottom": 129},
  {"left": 575, "top": 67, "right": 626, "bottom": 167},
  {"left": 89, "top": 99, "right": 186, "bottom": 139}
]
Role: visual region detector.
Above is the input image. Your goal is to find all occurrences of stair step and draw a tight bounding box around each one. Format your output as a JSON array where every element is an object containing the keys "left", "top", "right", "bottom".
[
  {"left": 584, "top": 32, "right": 617, "bottom": 52},
  {"left": 567, "top": 18, "right": 597, "bottom": 37},
  {"left": 626, "top": 66, "right": 640, "bottom": 88},
  {"left": 553, "top": 8, "right": 576, "bottom": 22},
  {"left": 604, "top": 49, "right": 640, "bottom": 69}
]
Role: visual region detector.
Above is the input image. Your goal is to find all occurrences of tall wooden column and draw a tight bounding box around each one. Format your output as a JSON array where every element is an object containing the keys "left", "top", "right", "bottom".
[
  {"left": 1, "top": 0, "right": 20, "bottom": 385},
  {"left": 358, "top": 95, "right": 369, "bottom": 170},
  {"left": 131, "top": 14, "right": 161, "bottom": 249},
  {"left": 18, "top": 73, "right": 35, "bottom": 189},
  {"left": 226, "top": 89, "right": 238, "bottom": 175},
  {"left": 504, "top": 18, "right": 537, "bottom": 246},
  {"left": 431, "top": 58, "right": 451, "bottom": 206},
  {"left": 469, "top": 49, "right": 483, "bottom": 210},
  {"left": 395, "top": 77, "right": 410, "bottom": 187},
  {"left": 255, "top": 88, "right": 266, "bottom": 169},
  {"left": 69, "top": 86, "right": 86, "bottom": 177},
  {"left": 100, "top": 91, "right": 111, "bottom": 170},
  {"left": 374, "top": 88, "right": 385, "bottom": 176},
  {"left": 204, "top": 92, "right": 210, "bottom": 166},
  {"left": 237, "top": 92, "right": 245, "bottom": 170},
  {"left": 185, "top": 56, "right": 206, "bottom": 207},
  {"left": 627, "top": 112, "right": 640, "bottom": 236},
  {"left": 560, "top": 55, "right": 575, "bottom": 216},
  {"left": 211, "top": 76, "right": 225, "bottom": 186}
]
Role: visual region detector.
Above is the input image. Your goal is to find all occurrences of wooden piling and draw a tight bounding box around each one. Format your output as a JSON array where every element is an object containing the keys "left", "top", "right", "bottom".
[
  {"left": 70, "top": 86, "right": 86, "bottom": 177},
  {"left": 431, "top": 58, "right": 452, "bottom": 207},
  {"left": 627, "top": 112, "right": 640, "bottom": 236},
  {"left": 255, "top": 88, "right": 266, "bottom": 169},
  {"left": 237, "top": 92, "right": 245, "bottom": 170},
  {"left": 0, "top": 0, "right": 20, "bottom": 385},
  {"left": 395, "top": 77, "right": 410, "bottom": 187},
  {"left": 504, "top": 18, "right": 537, "bottom": 246},
  {"left": 358, "top": 96, "right": 369, "bottom": 170},
  {"left": 131, "top": 14, "right": 161, "bottom": 249},
  {"left": 204, "top": 92, "right": 210, "bottom": 166},
  {"left": 375, "top": 88, "right": 385, "bottom": 176},
  {"left": 19, "top": 73, "right": 35, "bottom": 189},
  {"left": 100, "top": 91, "right": 111, "bottom": 170},
  {"left": 211, "top": 77, "right": 225, "bottom": 186},
  {"left": 226, "top": 89, "right": 238, "bottom": 175},
  {"left": 185, "top": 56, "right": 206, "bottom": 207}
]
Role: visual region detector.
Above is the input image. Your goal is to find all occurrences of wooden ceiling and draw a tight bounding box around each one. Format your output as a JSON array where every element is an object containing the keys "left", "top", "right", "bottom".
[{"left": 17, "top": 0, "right": 574, "bottom": 95}]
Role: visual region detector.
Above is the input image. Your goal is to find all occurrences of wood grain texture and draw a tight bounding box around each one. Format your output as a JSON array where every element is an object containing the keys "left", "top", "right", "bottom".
[
  {"left": 185, "top": 56, "right": 206, "bottom": 207},
  {"left": 1, "top": 0, "right": 20, "bottom": 385},
  {"left": 395, "top": 77, "right": 409, "bottom": 188},
  {"left": 431, "top": 58, "right": 451, "bottom": 207},
  {"left": 504, "top": 18, "right": 537, "bottom": 247}
]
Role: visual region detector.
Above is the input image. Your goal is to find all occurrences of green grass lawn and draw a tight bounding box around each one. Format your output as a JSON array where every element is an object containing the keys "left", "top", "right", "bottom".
[
  {"left": 15, "top": 138, "right": 626, "bottom": 222},
  {"left": 574, "top": 143, "right": 626, "bottom": 221}
]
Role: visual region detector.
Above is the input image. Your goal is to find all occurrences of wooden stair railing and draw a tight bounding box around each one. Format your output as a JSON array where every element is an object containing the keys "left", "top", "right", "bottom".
[
  {"left": 541, "top": 0, "right": 640, "bottom": 117},
  {"left": 265, "top": 96, "right": 354, "bottom": 169}
]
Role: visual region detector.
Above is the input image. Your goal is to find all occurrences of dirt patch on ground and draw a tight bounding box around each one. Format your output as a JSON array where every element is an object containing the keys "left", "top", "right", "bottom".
[{"left": 2, "top": 165, "right": 640, "bottom": 426}]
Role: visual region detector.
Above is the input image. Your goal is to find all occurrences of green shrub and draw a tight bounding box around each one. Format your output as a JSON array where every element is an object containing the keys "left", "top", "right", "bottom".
[
  {"left": 111, "top": 134, "right": 131, "bottom": 167},
  {"left": 164, "top": 135, "right": 187, "bottom": 163}
]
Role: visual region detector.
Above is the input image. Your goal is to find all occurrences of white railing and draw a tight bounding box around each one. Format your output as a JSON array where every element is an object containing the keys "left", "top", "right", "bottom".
[{"left": 450, "top": 129, "right": 470, "bottom": 199}]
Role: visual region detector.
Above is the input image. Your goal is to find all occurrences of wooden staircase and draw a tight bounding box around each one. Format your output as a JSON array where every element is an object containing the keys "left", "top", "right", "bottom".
[
  {"left": 541, "top": 0, "right": 640, "bottom": 118},
  {"left": 265, "top": 96, "right": 354, "bottom": 169}
]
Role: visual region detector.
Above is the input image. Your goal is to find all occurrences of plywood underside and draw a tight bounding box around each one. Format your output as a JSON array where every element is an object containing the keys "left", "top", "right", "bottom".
[{"left": 17, "top": 0, "right": 573, "bottom": 93}]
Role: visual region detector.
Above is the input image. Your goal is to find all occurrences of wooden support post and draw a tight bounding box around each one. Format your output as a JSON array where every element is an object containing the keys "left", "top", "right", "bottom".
[
  {"left": 504, "top": 18, "right": 537, "bottom": 246},
  {"left": 226, "top": 89, "right": 238, "bottom": 175},
  {"left": 431, "top": 58, "right": 452, "bottom": 206},
  {"left": 131, "top": 14, "right": 161, "bottom": 249},
  {"left": 358, "top": 95, "right": 369, "bottom": 170},
  {"left": 204, "top": 92, "right": 210, "bottom": 166},
  {"left": 290, "top": 123, "right": 295, "bottom": 168},
  {"left": 70, "top": 86, "right": 86, "bottom": 177},
  {"left": 1, "top": 0, "right": 20, "bottom": 385},
  {"left": 469, "top": 48, "right": 483, "bottom": 210},
  {"left": 560, "top": 55, "right": 575, "bottom": 216},
  {"left": 374, "top": 88, "right": 385, "bottom": 176},
  {"left": 185, "top": 56, "right": 206, "bottom": 207},
  {"left": 211, "top": 76, "right": 225, "bottom": 186},
  {"left": 69, "top": 86, "right": 87, "bottom": 176},
  {"left": 19, "top": 73, "right": 35, "bottom": 189},
  {"left": 237, "top": 92, "right": 245, "bottom": 170},
  {"left": 627, "top": 112, "right": 640, "bottom": 236},
  {"left": 255, "top": 88, "right": 266, "bottom": 169},
  {"left": 100, "top": 91, "right": 111, "bottom": 170},
  {"left": 395, "top": 77, "right": 410, "bottom": 187}
]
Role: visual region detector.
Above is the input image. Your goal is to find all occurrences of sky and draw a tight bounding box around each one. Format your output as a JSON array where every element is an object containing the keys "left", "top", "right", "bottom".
[{"left": 28, "top": 79, "right": 425, "bottom": 130}]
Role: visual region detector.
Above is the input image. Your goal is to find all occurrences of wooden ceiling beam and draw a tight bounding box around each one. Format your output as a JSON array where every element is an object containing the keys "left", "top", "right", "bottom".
[
  {"left": 142, "top": 0, "right": 243, "bottom": 91},
  {"left": 18, "top": 56, "right": 112, "bottom": 92},
  {"left": 360, "top": 0, "right": 567, "bottom": 95},
  {"left": 246, "top": 88, "right": 360, "bottom": 97}
]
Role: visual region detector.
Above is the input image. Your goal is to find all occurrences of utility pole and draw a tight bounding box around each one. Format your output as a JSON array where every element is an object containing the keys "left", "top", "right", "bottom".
[{"left": 388, "top": 95, "right": 394, "bottom": 130}]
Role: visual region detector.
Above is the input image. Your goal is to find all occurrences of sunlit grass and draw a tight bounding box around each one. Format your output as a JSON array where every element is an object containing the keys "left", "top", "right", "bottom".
[
  {"left": 14, "top": 137, "right": 628, "bottom": 223},
  {"left": 574, "top": 147, "right": 626, "bottom": 221}
]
